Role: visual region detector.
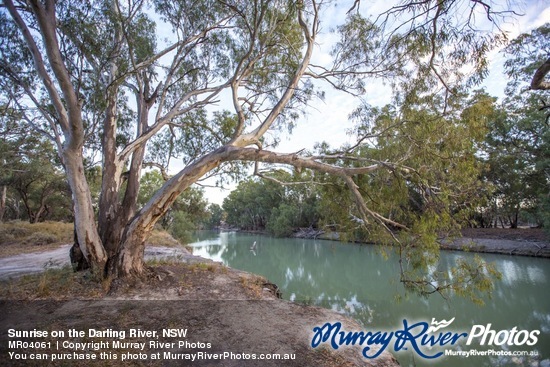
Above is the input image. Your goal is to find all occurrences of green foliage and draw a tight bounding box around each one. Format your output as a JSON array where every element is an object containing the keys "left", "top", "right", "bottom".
[
  {"left": 204, "top": 204, "right": 224, "bottom": 229},
  {"left": 267, "top": 203, "right": 299, "bottom": 237},
  {"left": 169, "top": 211, "right": 196, "bottom": 244},
  {"left": 223, "top": 171, "right": 319, "bottom": 236},
  {"left": 480, "top": 24, "right": 550, "bottom": 229},
  {"left": 503, "top": 23, "right": 550, "bottom": 94},
  {"left": 318, "top": 90, "right": 491, "bottom": 245},
  {"left": 0, "top": 110, "right": 72, "bottom": 222},
  {"left": 223, "top": 178, "right": 284, "bottom": 231},
  {"left": 401, "top": 254, "right": 502, "bottom": 306}
]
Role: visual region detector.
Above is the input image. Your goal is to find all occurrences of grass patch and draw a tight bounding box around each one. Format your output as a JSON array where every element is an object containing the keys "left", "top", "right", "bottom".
[
  {"left": 145, "top": 253, "right": 186, "bottom": 266},
  {"left": 189, "top": 262, "right": 218, "bottom": 272},
  {"left": 0, "top": 221, "right": 73, "bottom": 257},
  {"left": 0, "top": 265, "right": 107, "bottom": 300},
  {"left": 148, "top": 229, "right": 182, "bottom": 247}
]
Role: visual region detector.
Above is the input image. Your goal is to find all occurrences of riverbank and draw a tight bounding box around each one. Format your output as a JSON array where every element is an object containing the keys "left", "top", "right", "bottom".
[
  {"left": 293, "top": 227, "right": 550, "bottom": 258},
  {"left": 442, "top": 228, "right": 549, "bottom": 258},
  {"left": 0, "top": 249, "right": 399, "bottom": 367}
]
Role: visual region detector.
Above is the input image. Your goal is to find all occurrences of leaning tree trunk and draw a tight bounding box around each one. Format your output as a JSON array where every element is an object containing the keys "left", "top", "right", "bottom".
[{"left": 113, "top": 147, "right": 233, "bottom": 277}]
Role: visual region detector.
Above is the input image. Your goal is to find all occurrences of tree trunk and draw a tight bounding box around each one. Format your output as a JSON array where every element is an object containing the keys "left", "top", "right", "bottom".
[
  {"left": 63, "top": 148, "right": 107, "bottom": 273},
  {"left": 70, "top": 226, "right": 89, "bottom": 271},
  {"left": 113, "top": 146, "right": 234, "bottom": 277},
  {"left": 115, "top": 223, "right": 149, "bottom": 277},
  {"left": 510, "top": 211, "right": 519, "bottom": 229},
  {"left": 0, "top": 185, "right": 6, "bottom": 222},
  {"left": 98, "top": 92, "right": 125, "bottom": 259}
]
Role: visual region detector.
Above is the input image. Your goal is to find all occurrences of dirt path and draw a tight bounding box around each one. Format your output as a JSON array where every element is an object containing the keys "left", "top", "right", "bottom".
[{"left": 0, "top": 245, "right": 194, "bottom": 280}]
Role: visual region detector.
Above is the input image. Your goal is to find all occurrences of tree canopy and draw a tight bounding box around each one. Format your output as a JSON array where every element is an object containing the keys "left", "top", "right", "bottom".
[
  {"left": 481, "top": 23, "right": 550, "bottom": 229},
  {"left": 1, "top": 0, "right": 546, "bottom": 300}
]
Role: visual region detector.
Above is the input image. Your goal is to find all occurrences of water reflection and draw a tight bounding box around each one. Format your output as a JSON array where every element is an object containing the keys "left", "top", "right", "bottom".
[{"left": 190, "top": 231, "right": 550, "bottom": 367}]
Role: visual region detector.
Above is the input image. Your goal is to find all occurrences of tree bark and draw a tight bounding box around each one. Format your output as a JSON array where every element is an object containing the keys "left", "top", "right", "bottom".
[
  {"left": 98, "top": 103, "right": 125, "bottom": 259},
  {"left": 63, "top": 148, "right": 107, "bottom": 273},
  {"left": 0, "top": 185, "right": 6, "bottom": 222},
  {"left": 531, "top": 57, "right": 550, "bottom": 90},
  {"left": 70, "top": 226, "right": 89, "bottom": 271}
]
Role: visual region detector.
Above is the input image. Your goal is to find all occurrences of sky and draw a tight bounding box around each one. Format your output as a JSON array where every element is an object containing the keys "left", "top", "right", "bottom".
[{"left": 194, "top": 0, "right": 550, "bottom": 206}]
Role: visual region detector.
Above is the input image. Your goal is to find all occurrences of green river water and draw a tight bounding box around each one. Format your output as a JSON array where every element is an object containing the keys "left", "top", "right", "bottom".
[{"left": 189, "top": 231, "right": 550, "bottom": 367}]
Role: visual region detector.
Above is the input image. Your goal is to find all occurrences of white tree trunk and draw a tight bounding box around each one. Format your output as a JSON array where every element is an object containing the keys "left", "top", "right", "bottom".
[{"left": 63, "top": 148, "right": 107, "bottom": 272}]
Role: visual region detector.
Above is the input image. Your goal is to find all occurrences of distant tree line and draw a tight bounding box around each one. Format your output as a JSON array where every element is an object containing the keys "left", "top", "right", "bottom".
[
  {"left": 223, "top": 171, "right": 320, "bottom": 237},
  {"left": 1, "top": 111, "right": 72, "bottom": 223}
]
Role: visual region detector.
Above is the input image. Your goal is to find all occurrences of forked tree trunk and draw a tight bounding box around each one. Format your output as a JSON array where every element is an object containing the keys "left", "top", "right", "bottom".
[{"left": 113, "top": 147, "right": 233, "bottom": 277}]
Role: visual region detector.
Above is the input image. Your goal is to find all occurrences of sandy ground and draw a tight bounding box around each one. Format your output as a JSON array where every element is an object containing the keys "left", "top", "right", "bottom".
[{"left": 0, "top": 245, "right": 193, "bottom": 280}]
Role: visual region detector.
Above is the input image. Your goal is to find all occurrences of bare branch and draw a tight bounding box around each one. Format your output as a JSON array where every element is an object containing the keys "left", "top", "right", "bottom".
[
  {"left": 143, "top": 162, "right": 170, "bottom": 181},
  {"left": 120, "top": 83, "right": 230, "bottom": 160}
]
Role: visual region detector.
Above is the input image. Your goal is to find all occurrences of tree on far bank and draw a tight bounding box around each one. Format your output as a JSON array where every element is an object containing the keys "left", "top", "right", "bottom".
[
  {"left": 1, "top": 0, "right": 532, "bottom": 300},
  {"left": 223, "top": 170, "right": 319, "bottom": 236},
  {"left": 482, "top": 23, "right": 550, "bottom": 229},
  {"left": 203, "top": 203, "right": 224, "bottom": 230}
]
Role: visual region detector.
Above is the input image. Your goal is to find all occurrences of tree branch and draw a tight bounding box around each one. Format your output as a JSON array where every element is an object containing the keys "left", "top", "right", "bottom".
[
  {"left": 4, "top": 0, "right": 70, "bottom": 134},
  {"left": 230, "top": 1, "right": 319, "bottom": 147},
  {"left": 530, "top": 57, "right": 550, "bottom": 90}
]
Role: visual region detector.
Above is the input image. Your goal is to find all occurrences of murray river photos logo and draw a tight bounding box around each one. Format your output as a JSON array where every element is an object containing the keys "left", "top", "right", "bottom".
[{"left": 310, "top": 318, "right": 540, "bottom": 360}]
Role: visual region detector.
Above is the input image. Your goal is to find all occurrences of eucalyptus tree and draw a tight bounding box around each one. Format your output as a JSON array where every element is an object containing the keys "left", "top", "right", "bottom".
[
  {"left": 0, "top": 0, "right": 520, "bottom": 295},
  {"left": 484, "top": 23, "right": 550, "bottom": 228}
]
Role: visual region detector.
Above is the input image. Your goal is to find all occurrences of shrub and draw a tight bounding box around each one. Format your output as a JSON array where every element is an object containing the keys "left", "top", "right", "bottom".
[
  {"left": 267, "top": 204, "right": 299, "bottom": 237},
  {"left": 169, "top": 211, "right": 195, "bottom": 244}
]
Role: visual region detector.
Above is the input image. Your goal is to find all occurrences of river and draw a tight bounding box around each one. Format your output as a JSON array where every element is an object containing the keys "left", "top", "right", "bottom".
[{"left": 189, "top": 231, "right": 550, "bottom": 367}]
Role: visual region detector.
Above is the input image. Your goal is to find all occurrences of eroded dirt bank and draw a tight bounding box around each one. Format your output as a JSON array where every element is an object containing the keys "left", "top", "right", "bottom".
[
  {"left": 0, "top": 259, "right": 399, "bottom": 367},
  {"left": 443, "top": 228, "right": 549, "bottom": 257}
]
